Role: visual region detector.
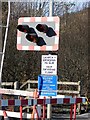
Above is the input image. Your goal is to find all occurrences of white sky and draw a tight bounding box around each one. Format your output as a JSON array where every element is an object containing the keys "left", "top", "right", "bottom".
[
  {"left": 2, "top": 0, "right": 90, "bottom": 2},
  {"left": 66, "top": 0, "right": 89, "bottom": 3}
]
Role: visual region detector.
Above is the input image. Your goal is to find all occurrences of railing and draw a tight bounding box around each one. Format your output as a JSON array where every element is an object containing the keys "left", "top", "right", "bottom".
[
  {"left": 1, "top": 82, "right": 14, "bottom": 87},
  {"left": 20, "top": 80, "right": 80, "bottom": 96},
  {"left": 20, "top": 79, "right": 81, "bottom": 115}
]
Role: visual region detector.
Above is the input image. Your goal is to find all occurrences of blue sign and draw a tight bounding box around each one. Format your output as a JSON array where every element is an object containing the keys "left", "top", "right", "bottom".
[{"left": 38, "top": 75, "right": 57, "bottom": 96}]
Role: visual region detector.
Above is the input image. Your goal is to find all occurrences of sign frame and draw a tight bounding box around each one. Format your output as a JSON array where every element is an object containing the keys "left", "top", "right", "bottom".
[{"left": 17, "top": 16, "right": 60, "bottom": 51}]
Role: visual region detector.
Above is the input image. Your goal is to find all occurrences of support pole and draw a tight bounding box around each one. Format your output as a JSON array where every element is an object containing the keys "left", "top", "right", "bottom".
[
  {"left": 31, "top": 89, "right": 39, "bottom": 119},
  {"left": 78, "top": 81, "right": 81, "bottom": 114},
  {"left": 0, "top": 1, "right": 10, "bottom": 120},
  {"left": 20, "top": 97, "right": 23, "bottom": 120},
  {"left": 70, "top": 104, "right": 73, "bottom": 120},
  {"left": 0, "top": 1, "right": 10, "bottom": 87},
  {"left": 3, "top": 111, "right": 9, "bottom": 120},
  {"left": 49, "top": 0, "right": 53, "bottom": 16},
  {"left": 47, "top": 1, "right": 54, "bottom": 119},
  {"left": 74, "top": 103, "right": 76, "bottom": 120},
  {"left": 43, "top": 97, "right": 46, "bottom": 119},
  {"left": 47, "top": 103, "right": 52, "bottom": 119}
]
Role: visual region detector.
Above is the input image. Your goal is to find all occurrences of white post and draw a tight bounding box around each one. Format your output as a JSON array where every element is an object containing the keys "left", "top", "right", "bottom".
[
  {"left": 0, "top": 1, "right": 10, "bottom": 87},
  {"left": 0, "top": 2, "right": 10, "bottom": 119},
  {"left": 0, "top": 1, "right": 2, "bottom": 120},
  {"left": 14, "top": 81, "right": 19, "bottom": 90},
  {"left": 47, "top": 0, "right": 53, "bottom": 119},
  {"left": 49, "top": 0, "right": 54, "bottom": 16},
  {"left": 47, "top": 97, "right": 52, "bottom": 119},
  {"left": 78, "top": 81, "right": 81, "bottom": 114}
]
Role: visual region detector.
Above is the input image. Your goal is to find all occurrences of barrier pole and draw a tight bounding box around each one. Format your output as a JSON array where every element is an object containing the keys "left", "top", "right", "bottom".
[
  {"left": 70, "top": 104, "right": 73, "bottom": 120},
  {"left": 3, "top": 111, "right": 9, "bottom": 120},
  {"left": 43, "top": 97, "right": 46, "bottom": 119},
  {"left": 20, "top": 97, "right": 22, "bottom": 120},
  {"left": 31, "top": 89, "right": 39, "bottom": 120},
  {"left": 73, "top": 103, "right": 76, "bottom": 120}
]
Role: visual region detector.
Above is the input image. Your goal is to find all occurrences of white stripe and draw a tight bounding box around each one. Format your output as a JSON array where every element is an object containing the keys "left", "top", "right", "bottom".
[
  {"left": 55, "top": 23, "right": 59, "bottom": 31},
  {"left": 0, "top": 88, "right": 34, "bottom": 97},
  {"left": 35, "top": 17, "right": 41, "bottom": 22},
  {"left": 47, "top": 17, "right": 54, "bottom": 22},
  {"left": 33, "top": 99, "right": 37, "bottom": 105},
  {"left": 0, "top": 110, "right": 32, "bottom": 119},
  {"left": 34, "top": 46, "right": 40, "bottom": 50},
  {"left": 24, "top": 17, "right": 30, "bottom": 22},
  {"left": 82, "top": 97, "right": 86, "bottom": 103},
  {"left": 70, "top": 98, "right": 76, "bottom": 104},
  {"left": 22, "top": 46, "right": 29, "bottom": 50},
  {"left": 45, "top": 99, "right": 51, "bottom": 104},
  {"left": 28, "top": 99, "right": 32, "bottom": 106},
  {"left": 17, "top": 37, "right": 21, "bottom": 44},
  {"left": 15, "top": 99, "right": 21, "bottom": 106},
  {"left": 46, "top": 46, "right": 52, "bottom": 50},
  {"left": 55, "top": 37, "right": 59, "bottom": 44},
  {"left": 57, "top": 98, "right": 63, "bottom": 104},
  {"left": 1, "top": 100, "right": 8, "bottom": 106}
]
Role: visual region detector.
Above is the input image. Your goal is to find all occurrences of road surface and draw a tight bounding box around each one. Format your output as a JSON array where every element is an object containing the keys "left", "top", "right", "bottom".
[{"left": 52, "top": 113, "right": 90, "bottom": 120}]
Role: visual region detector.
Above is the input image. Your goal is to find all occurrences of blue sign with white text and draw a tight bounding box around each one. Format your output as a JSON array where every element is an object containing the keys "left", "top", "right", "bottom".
[{"left": 38, "top": 75, "right": 57, "bottom": 96}]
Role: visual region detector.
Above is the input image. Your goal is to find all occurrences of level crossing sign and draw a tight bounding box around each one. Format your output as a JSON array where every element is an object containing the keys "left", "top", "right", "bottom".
[{"left": 17, "top": 16, "right": 59, "bottom": 51}]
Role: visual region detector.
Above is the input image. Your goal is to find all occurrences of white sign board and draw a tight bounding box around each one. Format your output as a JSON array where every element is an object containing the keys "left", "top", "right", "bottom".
[{"left": 41, "top": 55, "right": 57, "bottom": 75}]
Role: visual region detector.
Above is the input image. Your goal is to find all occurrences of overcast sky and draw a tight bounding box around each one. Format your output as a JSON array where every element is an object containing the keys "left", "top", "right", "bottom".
[
  {"left": 1, "top": 0, "right": 90, "bottom": 2},
  {"left": 66, "top": 0, "right": 89, "bottom": 3}
]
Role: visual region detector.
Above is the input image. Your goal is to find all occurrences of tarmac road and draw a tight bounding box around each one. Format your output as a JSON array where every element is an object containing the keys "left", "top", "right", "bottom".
[{"left": 52, "top": 113, "right": 90, "bottom": 120}]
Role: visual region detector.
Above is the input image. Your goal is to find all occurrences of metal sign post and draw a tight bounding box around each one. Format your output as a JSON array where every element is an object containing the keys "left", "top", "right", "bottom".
[
  {"left": 0, "top": 1, "right": 10, "bottom": 87},
  {"left": 47, "top": 0, "right": 54, "bottom": 119},
  {"left": 0, "top": 1, "right": 10, "bottom": 120}
]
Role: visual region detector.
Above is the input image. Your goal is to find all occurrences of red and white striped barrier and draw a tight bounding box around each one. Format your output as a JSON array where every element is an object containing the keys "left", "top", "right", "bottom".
[
  {"left": 0, "top": 97, "right": 86, "bottom": 106},
  {"left": 0, "top": 110, "right": 38, "bottom": 119},
  {"left": 0, "top": 88, "right": 34, "bottom": 97}
]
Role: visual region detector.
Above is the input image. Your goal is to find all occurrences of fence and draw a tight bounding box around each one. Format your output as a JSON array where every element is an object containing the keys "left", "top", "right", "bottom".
[
  {"left": 0, "top": 91, "right": 86, "bottom": 120},
  {"left": 1, "top": 80, "right": 81, "bottom": 96},
  {"left": 20, "top": 80, "right": 81, "bottom": 114},
  {"left": 20, "top": 80, "right": 80, "bottom": 95}
]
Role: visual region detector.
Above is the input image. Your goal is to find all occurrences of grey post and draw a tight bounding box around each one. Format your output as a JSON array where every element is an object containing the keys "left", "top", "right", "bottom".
[
  {"left": 47, "top": 0, "right": 54, "bottom": 119},
  {"left": 0, "top": 1, "right": 10, "bottom": 119}
]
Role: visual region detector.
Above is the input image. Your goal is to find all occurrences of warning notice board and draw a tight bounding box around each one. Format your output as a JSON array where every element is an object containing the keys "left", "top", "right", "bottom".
[{"left": 41, "top": 55, "right": 57, "bottom": 75}]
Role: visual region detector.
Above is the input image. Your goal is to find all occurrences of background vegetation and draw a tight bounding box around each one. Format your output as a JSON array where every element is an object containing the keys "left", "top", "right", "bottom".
[{"left": 1, "top": 1, "right": 89, "bottom": 97}]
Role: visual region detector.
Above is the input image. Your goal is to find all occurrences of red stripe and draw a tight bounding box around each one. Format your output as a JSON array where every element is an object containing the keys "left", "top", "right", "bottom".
[
  {"left": 30, "top": 17, "right": 35, "bottom": 22},
  {"left": 88, "top": 98, "right": 90, "bottom": 102},
  {"left": 53, "top": 44, "right": 58, "bottom": 50},
  {"left": 40, "top": 46, "right": 46, "bottom": 51},
  {"left": 55, "top": 31, "right": 59, "bottom": 37},
  {"left": 8, "top": 100, "right": 15, "bottom": 105},
  {"left": 18, "top": 18, "right": 24, "bottom": 24},
  {"left": 17, "top": 44, "right": 22, "bottom": 50},
  {"left": 37, "top": 99, "right": 43, "bottom": 104},
  {"left": 54, "top": 17, "right": 59, "bottom": 23},
  {"left": 51, "top": 99, "right": 57, "bottom": 104},
  {"left": 29, "top": 46, "right": 34, "bottom": 50},
  {"left": 63, "top": 98, "right": 70, "bottom": 103},
  {"left": 21, "top": 99, "right": 28, "bottom": 106},
  {"left": 76, "top": 98, "right": 82, "bottom": 103},
  {"left": 41, "top": 17, "right": 47, "bottom": 22},
  {"left": 17, "top": 31, "right": 22, "bottom": 37}
]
